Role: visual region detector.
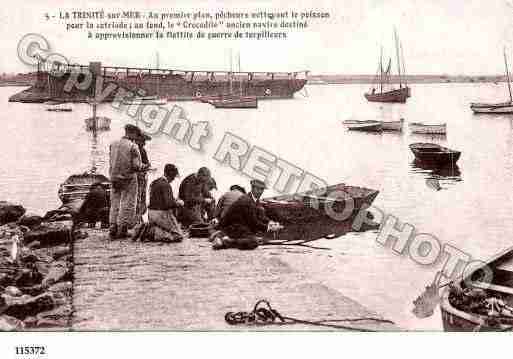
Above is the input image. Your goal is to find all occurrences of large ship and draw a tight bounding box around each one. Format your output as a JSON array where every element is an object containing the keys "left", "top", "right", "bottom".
[{"left": 8, "top": 60, "right": 308, "bottom": 103}]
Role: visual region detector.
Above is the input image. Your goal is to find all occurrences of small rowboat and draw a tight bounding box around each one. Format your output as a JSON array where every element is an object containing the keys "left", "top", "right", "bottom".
[
  {"left": 382, "top": 118, "right": 404, "bottom": 131},
  {"left": 85, "top": 116, "right": 111, "bottom": 131},
  {"left": 209, "top": 95, "right": 258, "bottom": 109},
  {"left": 409, "top": 143, "right": 460, "bottom": 165},
  {"left": 46, "top": 104, "right": 72, "bottom": 112},
  {"left": 470, "top": 101, "right": 512, "bottom": 108},
  {"left": 409, "top": 122, "right": 447, "bottom": 135},
  {"left": 260, "top": 183, "right": 379, "bottom": 242},
  {"left": 471, "top": 104, "right": 513, "bottom": 114},
  {"left": 58, "top": 172, "right": 110, "bottom": 212},
  {"left": 342, "top": 120, "right": 382, "bottom": 132},
  {"left": 441, "top": 246, "right": 513, "bottom": 331}
]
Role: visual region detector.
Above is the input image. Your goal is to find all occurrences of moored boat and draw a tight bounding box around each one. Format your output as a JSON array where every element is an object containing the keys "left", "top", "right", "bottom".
[
  {"left": 85, "top": 116, "right": 111, "bottom": 131},
  {"left": 260, "top": 183, "right": 379, "bottom": 242},
  {"left": 409, "top": 142, "right": 460, "bottom": 165},
  {"left": 57, "top": 172, "right": 111, "bottom": 213},
  {"left": 382, "top": 118, "right": 404, "bottom": 131},
  {"left": 342, "top": 120, "right": 383, "bottom": 132},
  {"left": 209, "top": 95, "right": 258, "bottom": 109},
  {"left": 46, "top": 104, "right": 72, "bottom": 112},
  {"left": 441, "top": 246, "right": 513, "bottom": 331},
  {"left": 409, "top": 122, "right": 447, "bottom": 135},
  {"left": 122, "top": 96, "right": 167, "bottom": 106}
]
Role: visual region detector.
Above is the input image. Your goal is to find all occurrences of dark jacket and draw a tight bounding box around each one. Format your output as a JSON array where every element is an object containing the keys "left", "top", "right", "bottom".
[
  {"left": 218, "top": 194, "right": 269, "bottom": 235},
  {"left": 148, "top": 177, "right": 179, "bottom": 211},
  {"left": 178, "top": 173, "right": 212, "bottom": 207}
]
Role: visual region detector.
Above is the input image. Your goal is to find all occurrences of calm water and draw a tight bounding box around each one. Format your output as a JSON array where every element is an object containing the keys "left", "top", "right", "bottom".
[{"left": 1, "top": 83, "right": 512, "bottom": 330}]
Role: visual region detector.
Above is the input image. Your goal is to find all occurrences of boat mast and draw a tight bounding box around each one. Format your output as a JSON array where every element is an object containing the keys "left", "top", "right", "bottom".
[
  {"left": 394, "top": 27, "right": 402, "bottom": 89},
  {"left": 229, "top": 49, "right": 233, "bottom": 94},
  {"left": 380, "top": 46, "right": 383, "bottom": 93},
  {"left": 238, "top": 52, "right": 242, "bottom": 95},
  {"left": 156, "top": 51, "right": 160, "bottom": 97},
  {"left": 400, "top": 42, "right": 407, "bottom": 87},
  {"left": 503, "top": 47, "right": 512, "bottom": 103}
]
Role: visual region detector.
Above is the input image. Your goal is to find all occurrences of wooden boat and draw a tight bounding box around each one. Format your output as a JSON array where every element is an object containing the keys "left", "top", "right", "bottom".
[
  {"left": 441, "top": 246, "right": 513, "bottom": 331},
  {"left": 409, "top": 122, "right": 447, "bottom": 135},
  {"left": 471, "top": 105, "right": 513, "bottom": 114},
  {"left": 409, "top": 143, "right": 460, "bottom": 165},
  {"left": 210, "top": 95, "right": 258, "bottom": 109},
  {"left": 122, "top": 96, "right": 167, "bottom": 105},
  {"left": 85, "top": 116, "right": 111, "bottom": 131},
  {"left": 364, "top": 29, "right": 411, "bottom": 103},
  {"left": 342, "top": 120, "right": 382, "bottom": 132},
  {"left": 260, "top": 183, "right": 379, "bottom": 242},
  {"left": 470, "top": 48, "right": 513, "bottom": 114},
  {"left": 382, "top": 118, "right": 404, "bottom": 131},
  {"left": 46, "top": 104, "right": 72, "bottom": 112}
]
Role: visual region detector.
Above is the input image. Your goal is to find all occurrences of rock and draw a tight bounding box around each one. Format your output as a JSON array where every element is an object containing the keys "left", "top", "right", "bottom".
[
  {"left": 17, "top": 214, "right": 43, "bottom": 228},
  {"left": 23, "top": 222, "right": 72, "bottom": 247},
  {"left": 36, "top": 304, "right": 71, "bottom": 328},
  {"left": 0, "top": 202, "right": 25, "bottom": 225},
  {"left": 34, "top": 262, "right": 50, "bottom": 277},
  {"left": 27, "top": 241, "right": 41, "bottom": 249},
  {"left": 0, "top": 314, "right": 25, "bottom": 330},
  {"left": 23, "top": 316, "right": 37, "bottom": 328},
  {"left": 0, "top": 223, "right": 24, "bottom": 240},
  {"left": 42, "top": 261, "right": 71, "bottom": 287},
  {"left": 18, "top": 284, "right": 44, "bottom": 296},
  {"left": 3, "top": 292, "right": 55, "bottom": 320},
  {"left": 15, "top": 267, "right": 43, "bottom": 287},
  {"left": 50, "top": 246, "right": 71, "bottom": 260},
  {"left": 4, "top": 286, "right": 22, "bottom": 297},
  {"left": 0, "top": 273, "right": 13, "bottom": 287},
  {"left": 48, "top": 282, "right": 72, "bottom": 296}
]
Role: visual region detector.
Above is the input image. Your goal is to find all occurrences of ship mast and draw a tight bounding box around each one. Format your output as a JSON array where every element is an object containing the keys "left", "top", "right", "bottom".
[
  {"left": 380, "top": 46, "right": 383, "bottom": 93},
  {"left": 229, "top": 49, "right": 233, "bottom": 94},
  {"left": 238, "top": 52, "right": 242, "bottom": 95},
  {"left": 394, "top": 27, "right": 402, "bottom": 89},
  {"left": 503, "top": 46, "right": 512, "bottom": 103},
  {"left": 400, "top": 42, "right": 407, "bottom": 88},
  {"left": 156, "top": 51, "right": 160, "bottom": 97}
]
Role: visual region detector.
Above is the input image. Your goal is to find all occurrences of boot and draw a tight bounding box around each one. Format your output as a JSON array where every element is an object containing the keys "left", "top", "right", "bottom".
[
  {"left": 116, "top": 225, "right": 128, "bottom": 239},
  {"left": 109, "top": 224, "right": 117, "bottom": 239}
]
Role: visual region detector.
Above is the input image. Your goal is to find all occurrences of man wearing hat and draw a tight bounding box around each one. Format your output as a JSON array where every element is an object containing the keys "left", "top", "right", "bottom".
[
  {"left": 135, "top": 131, "right": 152, "bottom": 223},
  {"left": 147, "top": 164, "right": 185, "bottom": 241},
  {"left": 217, "top": 179, "right": 280, "bottom": 241},
  {"left": 109, "top": 124, "right": 143, "bottom": 238},
  {"left": 178, "top": 167, "right": 215, "bottom": 227}
]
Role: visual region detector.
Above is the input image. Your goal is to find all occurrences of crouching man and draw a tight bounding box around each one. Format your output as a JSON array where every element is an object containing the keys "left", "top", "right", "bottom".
[
  {"left": 213, "top": 179, "right": 282, "bottom": 249},
  {"left": 147, "top": 164, "right": 185, "bottom": 242}
]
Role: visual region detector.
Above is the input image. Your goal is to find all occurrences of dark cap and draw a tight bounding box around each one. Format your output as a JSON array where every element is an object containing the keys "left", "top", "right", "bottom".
[
  {"left": 197, "top": 167, "right": 211, "bottom": 177},
  {"left": 250, "top": 179, "right": 267, "bottom": 189},
  {"left": 125, "top": 124, "right": 140, "bottom": 134},
  {"left": 164, "top": 164, "right": 179, "bottom": 177}
]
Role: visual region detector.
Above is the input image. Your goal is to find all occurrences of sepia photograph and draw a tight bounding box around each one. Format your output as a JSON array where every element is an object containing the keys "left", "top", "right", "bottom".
[{"left": 0, "top": 1, "right": 512, "bottom": 356}]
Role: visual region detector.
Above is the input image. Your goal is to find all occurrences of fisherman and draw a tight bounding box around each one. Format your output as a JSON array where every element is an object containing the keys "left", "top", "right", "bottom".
[
  {"left": 72, "top": 182, "right": 110, "bottom": 231},
  {"left": 108, "top": 124, "right": 143, "bottom": 239},
  {"left": 214, "top": 184, "right": 246, "bottom": 221},
  {"left": 135, "top": 131, "right": 152, "bottom": 223},
  {"left": 216, "top": 179, "right": 281, "bottom": 246},
  {"left": 146, "top": 164, "right": 185, "bottom": 241},
  {"left": 178, "top": 167, "right": 215, "bottom": 227}
]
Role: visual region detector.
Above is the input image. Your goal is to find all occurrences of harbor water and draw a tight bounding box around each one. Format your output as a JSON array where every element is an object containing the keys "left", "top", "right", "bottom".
[{"left": 1, "top": 83, "right": 513, "bottom": 330}]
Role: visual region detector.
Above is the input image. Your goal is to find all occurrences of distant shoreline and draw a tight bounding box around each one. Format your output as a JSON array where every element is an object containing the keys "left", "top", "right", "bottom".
[{"left": 307, "top": 74, "right": 508, "bottom": 85}]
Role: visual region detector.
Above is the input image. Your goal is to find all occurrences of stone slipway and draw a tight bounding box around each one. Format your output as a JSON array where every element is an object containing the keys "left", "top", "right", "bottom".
[{"left": 72, "top": 229, "right": 398, "bottom": 331}]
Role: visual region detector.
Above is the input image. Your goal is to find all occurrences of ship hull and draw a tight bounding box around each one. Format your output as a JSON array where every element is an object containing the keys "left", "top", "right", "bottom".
[{"left": 364, "top": 87, "right": 409, "bottom": 103}]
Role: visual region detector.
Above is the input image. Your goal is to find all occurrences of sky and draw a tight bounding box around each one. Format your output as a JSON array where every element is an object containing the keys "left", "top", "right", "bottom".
[{"left": 1, "top": 0, "right": 513, "bottom": 75}]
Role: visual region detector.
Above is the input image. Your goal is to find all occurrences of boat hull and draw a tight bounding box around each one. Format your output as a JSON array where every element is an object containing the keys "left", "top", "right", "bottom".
[
  {"left": 409, "top": 143, "right": 460, "bottom": 165},
  {"left": 409, "top": 123, "right": 447, "bottom": 135},
  {"left": 210, "top": 96, "right": 258, "bottom": 109},
  {"left": 261, "top": 183, "right": 379, "bottom": 242},
  {"left": 343, "top": 120, "right": 383, "bottom": 132},
  {"left": 382, "top": 120, "right": 404, "bottom": 131},
  {"left": 364, "top": 87, "right": 409, "bottom": 103},
  {"left": 471, "top": 105, "right": 513, "bottom": 114},
  {"left": 85, "top": 116, "right": 111, "bottom": 131}
]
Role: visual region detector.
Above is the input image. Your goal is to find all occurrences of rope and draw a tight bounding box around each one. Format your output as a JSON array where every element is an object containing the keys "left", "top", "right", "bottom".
[{"left": 224, "top": 299, "right": 393, "bottom": 331}]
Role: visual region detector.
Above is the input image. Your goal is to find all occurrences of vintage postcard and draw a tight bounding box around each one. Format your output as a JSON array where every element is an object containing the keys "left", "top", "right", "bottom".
[{"left": 0, "top": 0, "right": 512, "bottom": 356}]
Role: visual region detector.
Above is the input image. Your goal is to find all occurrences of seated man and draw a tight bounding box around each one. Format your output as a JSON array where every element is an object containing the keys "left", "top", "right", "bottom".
[
  {"left": 178, "top": 167, "right": 214, "bottom": 227},
  {"left": 146, "top": 164, "right": 185, "bottom": 241},
  {"left": 215, "top": 179, "right": 281, "bottom": 249},
  {"left": 214, "top": 184, "right": 246, "bottom": 221},
  {"left": 72, "top": 182, "right": 110, "bottom": 231}
]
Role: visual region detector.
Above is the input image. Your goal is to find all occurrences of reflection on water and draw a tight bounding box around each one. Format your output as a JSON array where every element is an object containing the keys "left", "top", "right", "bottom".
[
  {"left": 408, "top": 133, "right": 447, "bottom": 142},
  {"left": 410, "top": 160, "right": 462, "bottom": 190}
]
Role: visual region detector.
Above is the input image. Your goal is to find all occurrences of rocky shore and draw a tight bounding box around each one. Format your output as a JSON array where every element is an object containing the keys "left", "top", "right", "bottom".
[{"left": 0, "top": 201, "right": 73, "bottom": 330}]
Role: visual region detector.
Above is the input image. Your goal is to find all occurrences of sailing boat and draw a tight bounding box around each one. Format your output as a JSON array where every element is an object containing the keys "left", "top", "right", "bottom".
[
  {"left": 209, "top": 52, "right": 258, "bottom": 109},
  {"left": 470, "top": 48, "right": 513, "bottom": 114},
  {"left": 364, "top": 29, "right": 410, "bottom": 103}
]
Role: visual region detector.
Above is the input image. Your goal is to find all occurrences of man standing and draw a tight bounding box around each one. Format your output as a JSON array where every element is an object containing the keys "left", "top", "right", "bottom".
[
  {"left": 135, "top": 132, "right": 151, "bottom": 223},
  {"left": 147, "top": 164, "right": 185, "bottom": 241},
  {"left": 178, "top": 167, "right": 214, "bottom": 227},
  {"left": 109, "top": 124, "right": 143, "bottom": 239}
]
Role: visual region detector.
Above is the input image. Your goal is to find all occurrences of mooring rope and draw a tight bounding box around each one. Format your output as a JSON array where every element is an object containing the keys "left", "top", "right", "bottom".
[{"left": 224, "top": 299, "right": 394, "bottom": 332}]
